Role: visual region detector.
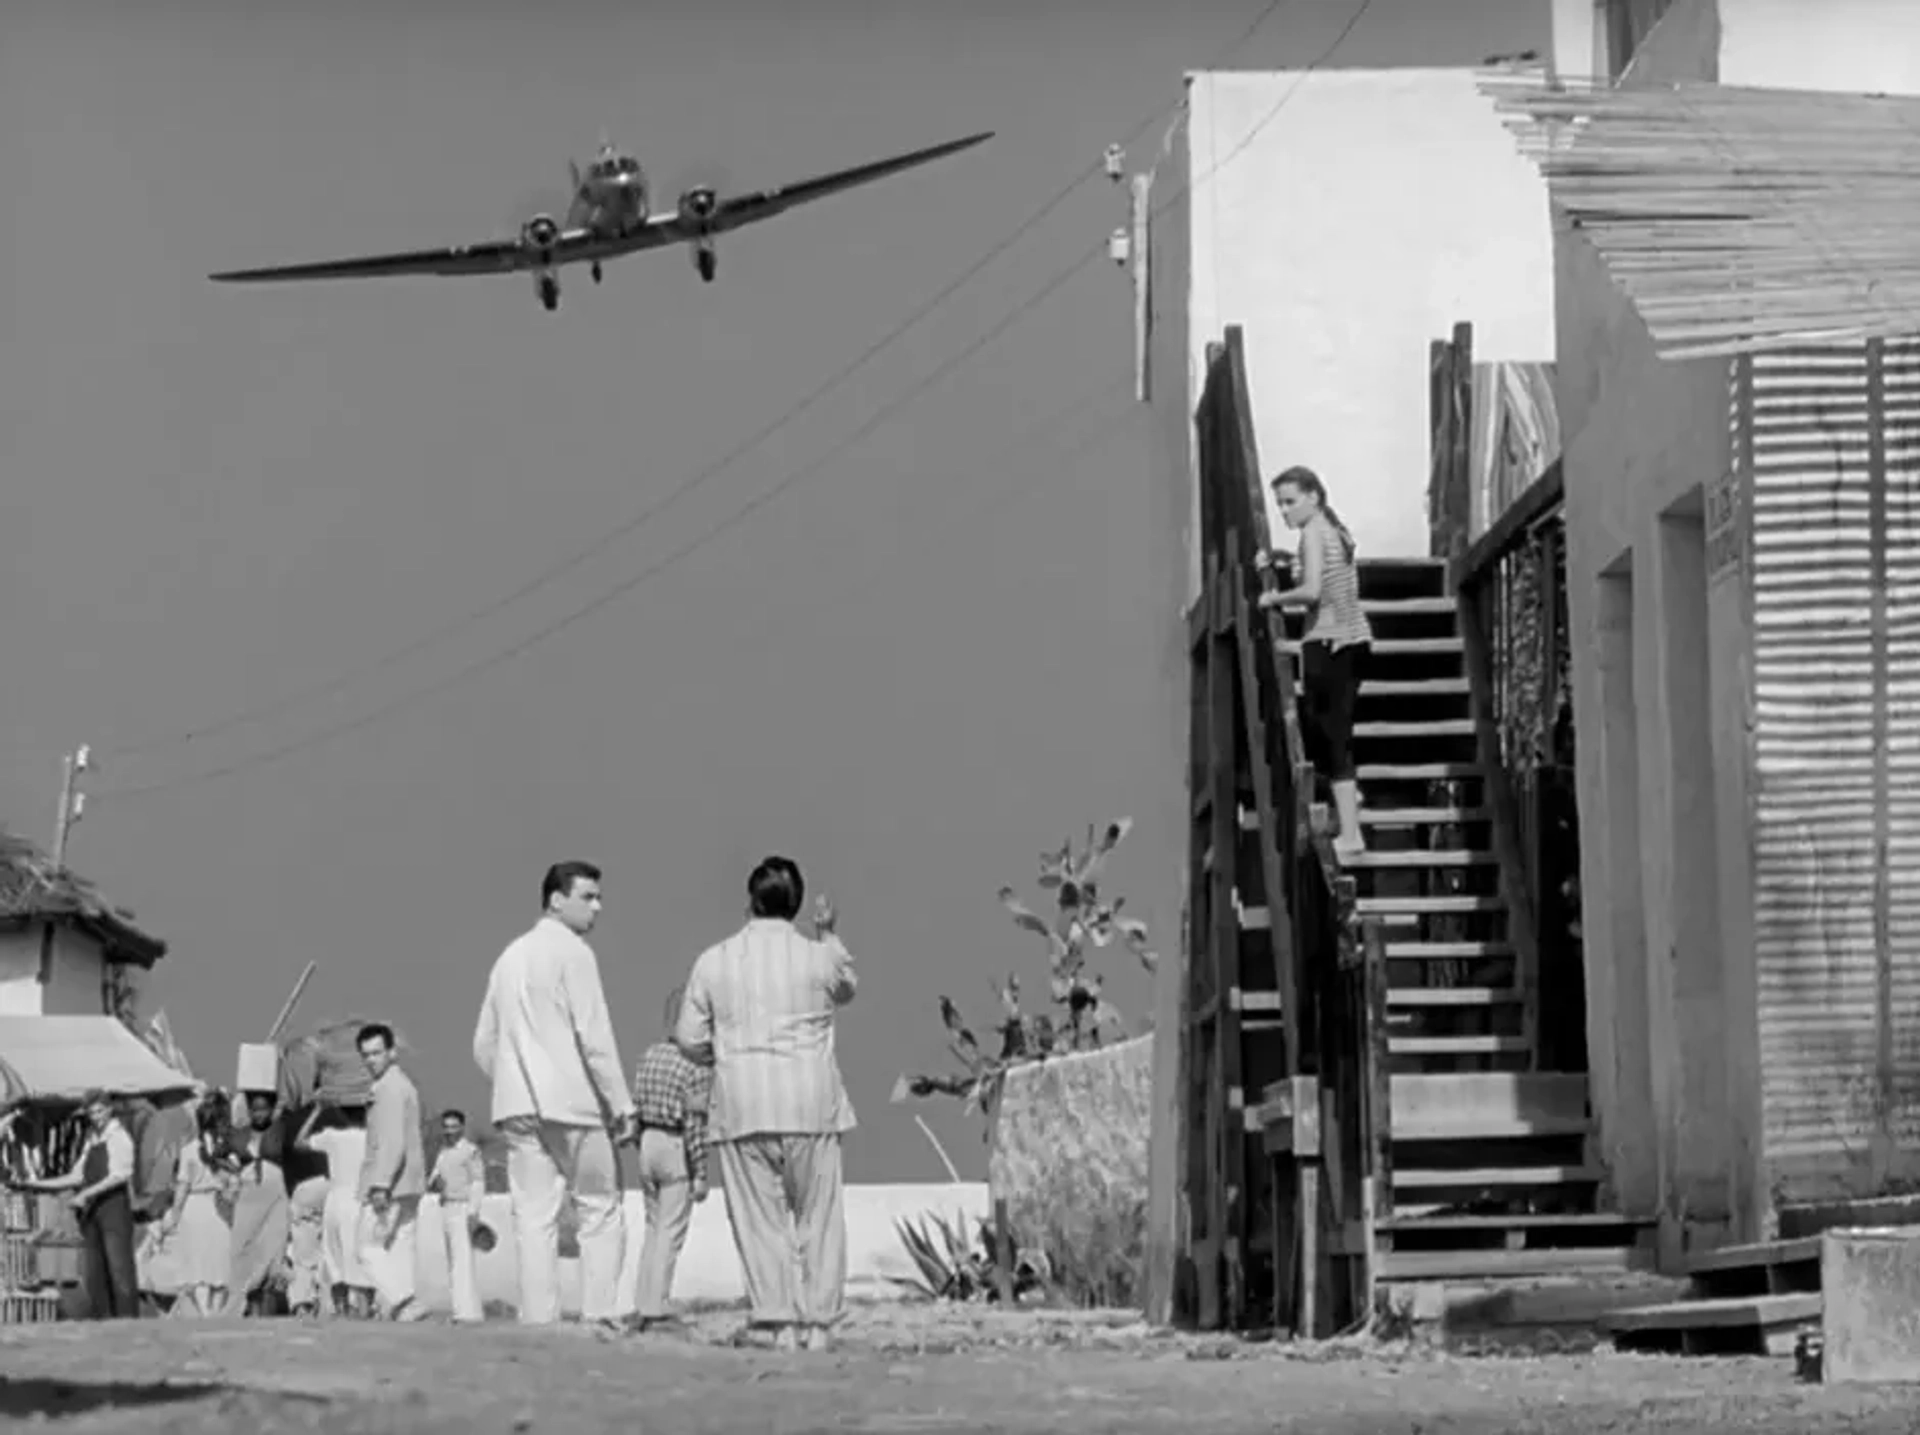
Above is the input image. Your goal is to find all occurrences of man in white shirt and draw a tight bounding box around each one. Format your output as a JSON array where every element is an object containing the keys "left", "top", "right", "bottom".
[
  {"left": 675, "top": 856, "right": 857, "bottom": 1353},
  {"left": 32, "top": 1090, "right": 139, "bottom": 1319},
  {"left": 428, "top": 1108, "right": 488, "bottom": 1324},
  {"left": 357, "top": 1023, "right": 428, "bottom": 1322},
  {"left": 473, "top": 860, "right": 636, "bottom": 1330}
]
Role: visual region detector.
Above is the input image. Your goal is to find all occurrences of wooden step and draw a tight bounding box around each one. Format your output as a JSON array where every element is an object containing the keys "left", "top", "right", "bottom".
[
  {"left": 1684, "top": 1237, "right": 1821, "bottom": 1277},
  {"left": 1600, "top": 1292, "right": 1821, "bottom": 1357},
  {"left": 1361, "top": 679, "right": 1469, "bottom": 698},
  {"left": 1384, "top": 940, "right": 1513, "bottom": 960},
  {"left": 1382, "top": 1213, "right": 1635, "bottom": 1233},
  {"left": 1357, "top": 894, "right": 1504, "bottom": 916},
  {"left": 1284, "top": 637, "right": 1461, "bottom": 656},
  {"left": 1362, "top": 807, "right": 1489, "bottom": 826},
  {"left": 1377, "top": 1246, "right": 1650, "bottom": 1280},
  {"left": 1360, "top": 596, "right": 1456, "bottom": 615},
  {"left": 1395, "top": 1164, "right": 1604, "bottom": 1189},
  {"left": 1357, "top": 763, "right": 1480, "bottom": 782},
  {"left": 1388, "top": 987, "right": 1521, "bottom": 1007},
  {"left": 1354, "top": 719, "right": 1475, "bottom": 740},
  {"left": 1343, "top": 848, "right": 1495, "bottom": 869},
  {"left": 1391, "top": 1072, "right": 1590, "bottom": 1140},
  {"left": 1390, "top": 1035, "right": 1531, "bottom": 1056}
]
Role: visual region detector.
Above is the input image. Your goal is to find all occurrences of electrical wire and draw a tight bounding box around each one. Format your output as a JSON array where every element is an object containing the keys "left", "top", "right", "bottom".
[
  {"left": 91, "top": 0, "right": 1372, "bottom": 802},
  {"left": 83, "top": 0, "right": 1302, "bottom": 772},
  {"left": 96, "top": 375, "right": 1137, "bottom": 800}
]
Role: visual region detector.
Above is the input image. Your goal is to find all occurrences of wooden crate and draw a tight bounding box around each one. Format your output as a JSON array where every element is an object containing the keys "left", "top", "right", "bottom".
[
  {"left": 0, "top": 1235, "right": 35, "bottom": 1290},
  {"left": 0, "top": 1290, "right": 61, "bottom": 1324},
  {"left": 33, "top": 1239, "right": 82, "bottom": 1286}
]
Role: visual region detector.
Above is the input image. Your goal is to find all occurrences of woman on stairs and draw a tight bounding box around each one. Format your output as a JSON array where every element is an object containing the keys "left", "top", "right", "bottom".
[{"left": 1258, "top": 465, "right": 1374, "bottom": 857}]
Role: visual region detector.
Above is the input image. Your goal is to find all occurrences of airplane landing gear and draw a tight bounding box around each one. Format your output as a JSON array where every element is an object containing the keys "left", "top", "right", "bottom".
[
  {"left": 590, "top": 262, "right": 603, "bottom": 285},
  {"left": 695, "top": 244, "right": 717, "bottom": 284},
  {"left": 537, "top": 273, "right": 560, "bottom": 311}
]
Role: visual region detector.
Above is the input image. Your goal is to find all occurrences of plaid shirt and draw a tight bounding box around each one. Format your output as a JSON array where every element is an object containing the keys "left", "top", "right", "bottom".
[{"left": 631, "top": 1040, "right": 711, "bottom": 1186}]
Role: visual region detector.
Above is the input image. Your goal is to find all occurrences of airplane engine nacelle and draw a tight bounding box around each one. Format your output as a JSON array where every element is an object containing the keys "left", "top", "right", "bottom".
[
  {"left": 679, "top": 188, "right": 718, "bottom": 226},
  {"left": 522, "top": 214, "right": 560, "bottom": 251}
]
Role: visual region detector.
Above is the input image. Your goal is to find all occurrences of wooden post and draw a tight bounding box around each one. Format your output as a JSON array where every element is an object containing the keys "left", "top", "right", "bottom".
[
  {"left": 1131, "top": 172, "right": 1151, "bottom": 403},
  {"left": 993, "top": 1197, "right": 1015, "bottom": 1304}
]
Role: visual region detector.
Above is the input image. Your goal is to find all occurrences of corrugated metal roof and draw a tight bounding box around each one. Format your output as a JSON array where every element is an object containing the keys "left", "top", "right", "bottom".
[
  {"left": 0, "top": 1016, "right": 201, "bottom": 1106},
  {"left": 0, "top": 830, "right": 167, "bottom": 968}
]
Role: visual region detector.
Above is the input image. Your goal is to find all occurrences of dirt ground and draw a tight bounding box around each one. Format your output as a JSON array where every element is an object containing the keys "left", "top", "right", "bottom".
[{"left": 0, "top": 1304, "right": 1910, "bottom": 1434}]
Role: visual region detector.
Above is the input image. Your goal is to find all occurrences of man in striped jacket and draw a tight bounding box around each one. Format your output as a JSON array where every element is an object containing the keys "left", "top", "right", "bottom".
[{"left": 674, "top": 856, "right": 857, "bottom": 1352}]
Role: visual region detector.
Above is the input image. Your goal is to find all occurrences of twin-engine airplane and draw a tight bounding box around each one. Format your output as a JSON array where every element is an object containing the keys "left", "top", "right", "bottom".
[{"left": 209, "top": 130, "right": 992, "bottom": 312}]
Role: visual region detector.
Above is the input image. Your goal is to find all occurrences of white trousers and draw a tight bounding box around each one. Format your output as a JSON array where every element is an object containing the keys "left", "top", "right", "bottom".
[
  {"left": 356, "top": 1196, "right": 420, "bottom": 1313},
  {"left": 440, "top": 1200, "right": 483, "bottom": 1322},
  {"left": 497, "top": 1115, "right": 625, "bottom": 1325}
]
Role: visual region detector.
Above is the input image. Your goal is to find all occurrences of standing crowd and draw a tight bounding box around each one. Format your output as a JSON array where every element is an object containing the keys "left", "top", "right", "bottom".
[{"left": 9, "top": 853, "right": 860, "bottom": 1347}]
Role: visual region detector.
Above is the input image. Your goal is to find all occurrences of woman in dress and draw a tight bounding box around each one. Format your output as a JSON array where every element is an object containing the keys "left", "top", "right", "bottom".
[
  {"left": 221, "top": 1091, "right": 292, "bottom": 1316},
  {"left": 147, "top": 1099, "right": 236, "bottom": 1316},
  {"left": 1260, "top": 466, "right": 1375, "bottom": 856},
  {"left": 293, "top": 1102, "right": 374, "bottom": 1318}
]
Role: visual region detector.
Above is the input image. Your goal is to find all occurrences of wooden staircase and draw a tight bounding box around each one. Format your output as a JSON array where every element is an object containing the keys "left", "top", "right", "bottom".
[
  {"left": 1600, "top": 1239, "right": 1823, "bottom": 1356},
  {"left": 1284, "top": 556, "right": 1653, "bottom": 1281}
]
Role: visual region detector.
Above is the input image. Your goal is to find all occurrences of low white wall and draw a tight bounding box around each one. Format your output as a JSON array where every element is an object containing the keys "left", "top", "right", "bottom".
[{"left": 412, "top": 1181, "right": 989, "bottom": 1315}]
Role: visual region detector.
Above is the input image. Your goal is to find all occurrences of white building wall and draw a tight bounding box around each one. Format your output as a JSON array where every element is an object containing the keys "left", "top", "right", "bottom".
[{"left": 1175, "top": 68, "right": 1556, "bottom": 565}]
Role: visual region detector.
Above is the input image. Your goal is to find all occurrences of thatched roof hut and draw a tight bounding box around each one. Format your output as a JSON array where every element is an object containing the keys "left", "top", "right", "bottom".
[{"left": 0, "top": 829, "right": 167, "bottom": 968}]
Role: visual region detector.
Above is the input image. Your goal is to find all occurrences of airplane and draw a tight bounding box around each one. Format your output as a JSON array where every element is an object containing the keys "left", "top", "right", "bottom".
[{"left": 208, "top": 130, "right": 994, "bottom": 312}]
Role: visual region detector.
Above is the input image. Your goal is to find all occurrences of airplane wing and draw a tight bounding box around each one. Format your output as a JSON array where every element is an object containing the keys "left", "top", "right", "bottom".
[
  {"left": 208, "top": 235, "right": 551, "bottom": 284},
  {"left": 589, "top": 130, "right": 996, "bottom": 259},
  {"left": 700, "top": 130, "right": 994, "bottom": 237}
]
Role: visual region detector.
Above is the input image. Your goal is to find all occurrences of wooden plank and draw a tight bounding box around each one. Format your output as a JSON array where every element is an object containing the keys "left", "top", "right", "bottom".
[
  {"left": 1353, "top": 720, "right": 1475, "bottom": 739},
  {"left": 1600, "top": 1292, "right": 1821, "bottom": 1334},
  {"left": 1868, "top": 337, "right": 1894, "bottom": 1119},
  {"left": 1343, "top": 849, "right": 1495, "bottom": 869},
  {"left": 1395, "top": 1164, "right": 1604, "bottom": 1188},
  {"left": 1356, "top": 763, "right": 1481, "bottom": 781},
  {"left": 1379, "top": 1246, "right": 1651, "bottom": 1281},
  {"left": 1361, "top": 679, "right": 1471, "bottom": 697},
  {"left": 1361, "top": 807, "right": 1489, "bottom": 826},
  {"left": 1684, "top": 1237, "right": 1822, "bottom": 1276},
  {"left": 1389, "top": 1035, "right": 1530, "bottom": 1056},
  {"left": 1356, "top": 894, "right": 1503, "bottom": 915},
  {"left": 1206, "top": 557, "right": 1241, "bottom": 1333},
  {"left": 1384, "top": 940, "right": 1512, "bottom": 959},
  {"left": 1361, "top": 597, "right": 1456, "bottom": 615},
  {"left": 1384, "top": 1212, "right": 1641, "bottom": 1231},
  {"left": 1389, "top": 1071, "right": 1590, "bottom": 1135},
  {"left": 1282, "top": 637, "right": 1463, "bottom": 656},
  {"left": 1387, "top": 986, "right": 1520, "bottom": 1007}
]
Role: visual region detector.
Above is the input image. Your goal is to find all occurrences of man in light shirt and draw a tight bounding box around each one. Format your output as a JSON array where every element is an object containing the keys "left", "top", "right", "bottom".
[
  {"left": 357, "top": 1023, "right": 428, "bottom": 1322},
  {"left": 473, "top": 859, "right": 636, "bottom": 1331},
  {"left": 428, "top": 1108, "right": 487, "bottom": 1324},
  {"left": 675, "top": 856, "right": 857, "bottom": 1353}
]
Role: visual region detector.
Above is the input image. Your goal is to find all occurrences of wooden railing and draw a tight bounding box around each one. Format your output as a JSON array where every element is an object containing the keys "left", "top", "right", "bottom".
[
  {"left": 1184, "top": 327, "right": 1389, "bottom": 1336},
  {"left": 1432, "top": 321, "right": 1585, "bottom": 1073}
]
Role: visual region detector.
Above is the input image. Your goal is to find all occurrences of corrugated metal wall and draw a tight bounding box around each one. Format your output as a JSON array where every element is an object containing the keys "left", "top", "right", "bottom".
[
  {"left": 1885, "top": 341, "right": 1920, "bottom": 1152},
  {"left": 1745, "top": 340, "right": 1920, "bottom": 1200}
]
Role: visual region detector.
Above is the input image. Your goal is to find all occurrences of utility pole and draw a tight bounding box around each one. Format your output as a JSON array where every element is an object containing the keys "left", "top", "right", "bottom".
[
  {"left": 1104, "top": 144, "right": 1153, "bottom": 404},
  {"left": 51, "top": 745, "right": 90, "bottom": 870}
]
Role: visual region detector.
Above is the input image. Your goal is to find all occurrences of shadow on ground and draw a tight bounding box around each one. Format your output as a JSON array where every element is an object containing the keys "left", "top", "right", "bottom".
[{"left": 0, "top": 1377, "right": 229, "bottom": 1418}]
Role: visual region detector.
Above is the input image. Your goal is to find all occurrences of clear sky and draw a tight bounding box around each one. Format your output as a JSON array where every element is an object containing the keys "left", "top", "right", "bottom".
[{"left": 0, "top": 0, "right": 1548, "bottom": 1180}]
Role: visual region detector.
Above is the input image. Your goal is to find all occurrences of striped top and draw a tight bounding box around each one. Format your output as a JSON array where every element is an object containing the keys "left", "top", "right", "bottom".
[
  {"left": 673, "top": 918, "right": 858, "bottom": 1142},
  {"left": 1299, "top": 514, "right": 1372, "bottom": 650}
]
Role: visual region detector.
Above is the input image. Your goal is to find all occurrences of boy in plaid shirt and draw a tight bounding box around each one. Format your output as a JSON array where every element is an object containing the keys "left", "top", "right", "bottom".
[{"left": 619, "top": 986, "right": 712, "bottom": 1328}]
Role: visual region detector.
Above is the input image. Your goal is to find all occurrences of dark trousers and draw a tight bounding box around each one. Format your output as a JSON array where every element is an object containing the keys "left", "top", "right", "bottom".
[
  {"left": 79, "top": 1188, "right": 140, "bottom": 1320},
  {"left": 1299, "top": 641, "right": 1368, "bottom": 783}
]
